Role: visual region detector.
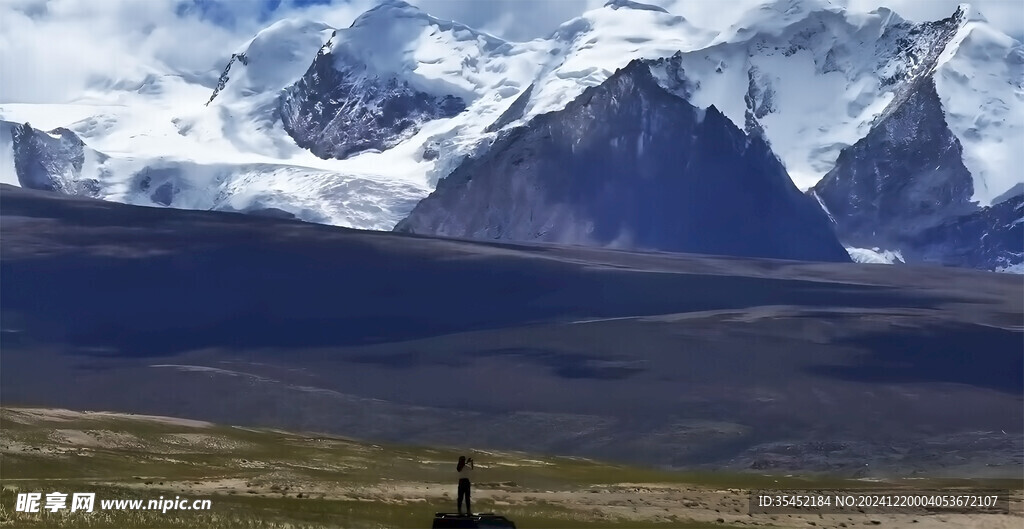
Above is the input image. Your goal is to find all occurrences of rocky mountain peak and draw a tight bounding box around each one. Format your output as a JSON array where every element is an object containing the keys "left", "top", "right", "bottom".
[
  {"left": 397, "top": 59, "right": 850, "bottom": 262},
  {"left": 953, "top": 3, "right": 987, "bottom": 24}
]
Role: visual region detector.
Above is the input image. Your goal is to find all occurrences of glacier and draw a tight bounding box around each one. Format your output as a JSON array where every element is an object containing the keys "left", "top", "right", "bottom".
[{"left": 2, "top": 0, "right": 1021, "bottom": 268}]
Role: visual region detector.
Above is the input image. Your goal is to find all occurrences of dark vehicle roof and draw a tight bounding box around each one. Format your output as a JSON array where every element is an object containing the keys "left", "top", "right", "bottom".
[{"left": 432, "top": 513, "right": 516, "bottom": 529}]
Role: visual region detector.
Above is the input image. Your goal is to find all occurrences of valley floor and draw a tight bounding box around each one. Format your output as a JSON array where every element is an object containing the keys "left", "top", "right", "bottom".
[
  {"left": 2, "top": 185, "right": 1022, "bottom": 477},
  {"left": 1, "top": 407, "right": 1021, "bottom": 529}
]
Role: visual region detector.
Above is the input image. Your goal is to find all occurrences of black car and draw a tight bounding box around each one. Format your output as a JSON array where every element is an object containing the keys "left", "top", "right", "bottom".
[{"left": 431, "top": 512, "right": 516, "bottom": 528}]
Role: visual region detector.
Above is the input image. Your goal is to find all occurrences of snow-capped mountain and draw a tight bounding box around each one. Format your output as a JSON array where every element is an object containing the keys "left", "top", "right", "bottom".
[
  {"left": 396, "top": 59, "right": 851, "bottom": 262},
  {"left": 810, "top": 70, "right": 1023, "bottom": 270},
  {"left": 806, "top": 5, "right": 1023, "bottom": 270},
  {"left": 280, "top": 1, "right": 504, "bottom": 160},
  {"left": 2, "top": 0, "right": 1021, "bottom": 269},
  {"left": 198, "top": 17, "right": 335, "bottom": 159},
  {"left": 662, "top": 1, "right": 1021, "bottom": 200},
  {"left": 510, "top": 0, "right": 716, "bottom": 122},
  {"left": 1, "top": 14, "right": 429, "bottom": 230}
]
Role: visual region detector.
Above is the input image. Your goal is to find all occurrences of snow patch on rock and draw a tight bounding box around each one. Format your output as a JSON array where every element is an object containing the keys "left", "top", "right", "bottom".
[{"left": 846, "top": 247, "right": 905, "bottom": 264}]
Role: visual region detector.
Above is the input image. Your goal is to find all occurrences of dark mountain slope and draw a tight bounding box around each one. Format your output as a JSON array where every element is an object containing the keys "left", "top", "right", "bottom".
[
  {"left": 811, "top": 76, "right": 1023, "bottom": 270},
  {"left": 396, "top": 60, "right": 850, "bottom": 262}
]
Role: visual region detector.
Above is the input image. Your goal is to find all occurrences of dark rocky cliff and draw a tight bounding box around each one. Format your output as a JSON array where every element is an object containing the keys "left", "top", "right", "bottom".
[
  {"left": 811, "top": 76, "right": 1022, "bottom": 270},
  {"left": 280, "top": 35, "right": 465, "bottom": 160},
  {"left": 397, "top": 60, "right": 850, "bottom": 262}
]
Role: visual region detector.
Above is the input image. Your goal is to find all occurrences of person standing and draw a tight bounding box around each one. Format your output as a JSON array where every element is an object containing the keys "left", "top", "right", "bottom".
[{"left": 456, "top": 455, "right": 474, "bottom": 515}]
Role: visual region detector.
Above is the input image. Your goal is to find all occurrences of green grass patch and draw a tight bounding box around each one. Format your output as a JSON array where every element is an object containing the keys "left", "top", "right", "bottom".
[{"left": 2, "top": 406, "right": 1018, "bottom": 529}]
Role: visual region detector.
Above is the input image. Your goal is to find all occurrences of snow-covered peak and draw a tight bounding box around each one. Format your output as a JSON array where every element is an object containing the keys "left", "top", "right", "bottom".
[
  {"left": 551, "top": 1, "right": 708, "bottom": 46},
  {"left": 327, "top": 0, "right": 517, "bottom": 102},
  {"left": 933, "top": 6, "right": 1023, "bottom": 205},
  {"left": 714, "top": 0, "right": 844, "bottom": 44},
  {"left": 659, "top": 0, "right": 987, "bottom": 190},
  {"left": 219, "top": 18, "right": 334, "bottom": 99},
  {"left": 181, "top": 17, "right": 338, "bottom": 159},
  {"left": 349, "top": 0, "right": 438, "bottom": 28},
  {"left": 3, "top": 0, "right": 1021, "bottom": 252},
  {"left": 847, "top": 6, "right": 905, "bottom": 31},
  {"left": 517, "top": 0, "right": 713, "bottom": 121},
  {"left": 953, "top": 3, "right": 987, "bottom": 23},
  {"left": 346, "top": 0, "right": 500, "bottom": 51},
  {"left": 237, "top": 18, "right": 333, "bottom": 55}
]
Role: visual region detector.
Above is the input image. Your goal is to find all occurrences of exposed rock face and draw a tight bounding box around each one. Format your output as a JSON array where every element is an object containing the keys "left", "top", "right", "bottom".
[
  {"left": 744, "top": 65, "right": 775, "bottom": 139},
  {"left": 279, "top": 36, "right": 465, "bottom": 160},
  {"left": 206, "top": 52, "right": 248, "bottom": 106},
  {"left": 396, "top": 60, "right": 850, "bottom": 263},
  {"left": 812, "top": 77, "right": 975, "bottom": 245},
  {"left": 811, "top": 76, "right": 1022, "bottom": 270},
  {"left": 913, "top": 194, "right": 1023, "bottom": 271},
  {"left": 12, "top": 123, "right": 101, "bottom": 196}
]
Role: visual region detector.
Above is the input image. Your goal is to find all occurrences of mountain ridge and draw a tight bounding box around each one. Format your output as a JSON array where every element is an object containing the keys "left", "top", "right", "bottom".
[
  {"left": 1, "top": 0, "right": 1020, "bottom": 270},
  {"left": 396, "top": 58, "right": 851, "bottom": 263}
]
